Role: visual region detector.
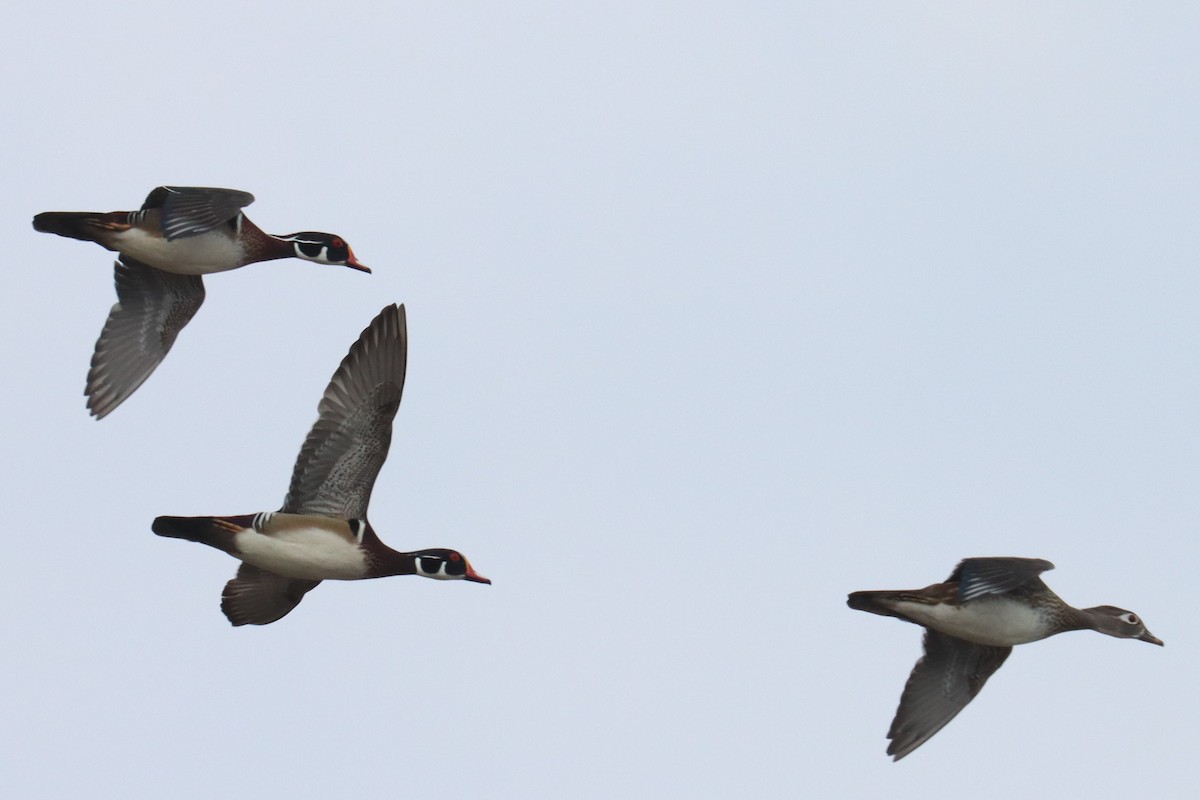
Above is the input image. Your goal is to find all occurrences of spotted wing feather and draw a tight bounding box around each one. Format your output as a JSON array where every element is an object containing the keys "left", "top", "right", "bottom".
[
  {"left": 143, "top": 186, "right": 255, "bottom": 241},
  {"left": 281, "top": 304, "right": 407, "bottom": 519},
  {"left": 886, "top": 630, "right": 1012, "bottom": 760},
  {"left": 221, "top": 563, "right": 320, "bottom": 626},
  {"left": 950, "top": 557, "right": 1055, "bottom": 602},
  {"left": 86, "top": 257, "right": 205, "bottom": 419}
]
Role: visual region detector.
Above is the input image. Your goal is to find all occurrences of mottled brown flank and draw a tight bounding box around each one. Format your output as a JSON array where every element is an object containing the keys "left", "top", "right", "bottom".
[{"left": 260, "top": 514, "right": 358, "bottom": 545}]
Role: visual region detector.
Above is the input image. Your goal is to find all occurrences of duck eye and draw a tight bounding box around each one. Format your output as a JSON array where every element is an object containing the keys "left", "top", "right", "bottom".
[
  {"left": 450, "top": 552, "right": 461, "bottom": 562},
  {"left": 332, "top": 237, "right": 344, "bottom": 248}
]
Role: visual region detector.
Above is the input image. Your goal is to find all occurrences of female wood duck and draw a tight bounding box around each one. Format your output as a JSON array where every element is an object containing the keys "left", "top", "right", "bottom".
[
  {"left": 33, "top": 186, "right": 370, "bottom": 419},
  {"left": 152, "top": 304, "right": 490, "bottom": 626},
  {"left": 848, "top": 557, "right": 1161, "bottom": 761}
]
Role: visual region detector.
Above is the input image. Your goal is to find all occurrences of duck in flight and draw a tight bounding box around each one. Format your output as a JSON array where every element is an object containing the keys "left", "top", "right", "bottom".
[
  {"left": 33, "top": 186, "right": 369, "bottom": 418},
  {"left": 848, "top": 557, "right": 1161, "bottom": 760},
  {"left": 153, "top": 304, "right": 490, "bottom": 626}
]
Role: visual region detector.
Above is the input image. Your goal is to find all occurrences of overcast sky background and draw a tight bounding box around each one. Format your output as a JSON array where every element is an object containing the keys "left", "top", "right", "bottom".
[{"left": 1, "top": 3, "right": 1196, "bottom": 798}]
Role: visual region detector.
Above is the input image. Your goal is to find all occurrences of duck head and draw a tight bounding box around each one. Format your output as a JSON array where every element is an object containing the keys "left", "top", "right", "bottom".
[
  {"left": 414, "top": 548, "right": 491, "bottom": 584},
  {"left": 283, "top": 232, "right": 370, "bottom": 272},
  {"left": 1084, "top": 605, "right": 1163, "bottom": 645}
]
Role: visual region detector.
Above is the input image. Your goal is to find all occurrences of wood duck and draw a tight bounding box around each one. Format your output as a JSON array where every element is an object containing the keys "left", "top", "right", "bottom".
[
  {"left": 152, "top": 304, "right": 490, "bottom": 626},
  {"left": 33, "top": 186, "right": 370, "bottom": 419},
  {"left": 848, "top": 557, "right": 1161, "bottom": 761}
]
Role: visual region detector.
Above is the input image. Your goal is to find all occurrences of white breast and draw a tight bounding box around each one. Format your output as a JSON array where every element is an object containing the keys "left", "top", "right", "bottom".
[
  {"left": 892, "top": 597, "right": 1052, "bottom": 646},
  {"left": 111, "top": 228, "right": 246, "bottom": 275},
  {"left": 234, "top": 526, "right": 368, "bottom": 581}
]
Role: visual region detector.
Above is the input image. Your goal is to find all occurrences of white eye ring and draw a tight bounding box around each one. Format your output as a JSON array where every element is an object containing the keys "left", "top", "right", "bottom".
[{"left": 1120, "top": 612, "right": 1139, "bottom": 625}]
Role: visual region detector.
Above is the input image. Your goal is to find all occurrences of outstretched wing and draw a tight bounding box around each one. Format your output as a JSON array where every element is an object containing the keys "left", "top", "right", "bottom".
[
  {"left": 142, "top": 186, "right": 255, "bottom": 240},
  {"left": 949, "top": 557, "right": 1055, "bottom": 602},
  {"left": 221, "top": 563, "right": 320, "bottom": 626},
  {"left": 280, "top": 304, "right": 407, "bottom": 520},
  {"left": 86, "top": 257, "right": 205, "bottom": 419},
  {"left": 886, "top": 630, "right": 1012, "bottom": 760}
]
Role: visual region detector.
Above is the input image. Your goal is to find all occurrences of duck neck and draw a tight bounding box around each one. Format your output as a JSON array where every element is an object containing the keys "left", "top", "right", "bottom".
[
  {"left": 240, "top": 217, "right": 294, "bottom": 264},
  {"left": 1059, "top": 606, "right": 1101, "bottom": 634},
  {"left": 366, "top": 545, "right": 418, "bottom": 578}
]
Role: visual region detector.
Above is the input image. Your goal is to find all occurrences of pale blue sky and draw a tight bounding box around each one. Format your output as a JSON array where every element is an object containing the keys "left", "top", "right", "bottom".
[{"left": 2, "top": 3, "right": 1196, "bottom": 798}]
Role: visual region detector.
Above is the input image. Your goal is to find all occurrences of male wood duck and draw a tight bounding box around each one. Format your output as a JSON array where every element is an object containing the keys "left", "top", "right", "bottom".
[
  {"left": 33, "top": 186, "right": 370, "bottom": 419},
  {"left": 153, "top": 304, "right": 490, "bottom": 626},
  {"left": 848, "top": 557, "right": 1161, "bottom": 761}
]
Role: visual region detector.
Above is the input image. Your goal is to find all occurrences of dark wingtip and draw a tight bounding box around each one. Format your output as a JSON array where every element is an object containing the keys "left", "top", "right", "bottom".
[{"left": 86, "top": 391, "right": 114, "bottom": 420}]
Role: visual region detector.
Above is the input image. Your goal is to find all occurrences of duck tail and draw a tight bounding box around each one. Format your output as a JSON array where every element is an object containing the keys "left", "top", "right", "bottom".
[
  {"left": 32, "top": 211, "right": 128, "bottom": 243},
  {"left": 847, "top": 590, "right": 903, "bottom": 617},
  {"left": 34, "top": 211, "right": 94, "bottom": 240},
  {"left": 152, "top": 514, "right": 255, "bottom": 553}
]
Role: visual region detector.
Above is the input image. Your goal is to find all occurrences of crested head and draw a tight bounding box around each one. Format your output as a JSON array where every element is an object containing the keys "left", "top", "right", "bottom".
[
  {"left": 413, "top": 548, "right": 491, "bottom": 584},
  {"left": 282, "top": 232, "right": 370, "bottom": 272},
  {"left": 1082, "top": 605, "right": 1163, "bottom": 645}
]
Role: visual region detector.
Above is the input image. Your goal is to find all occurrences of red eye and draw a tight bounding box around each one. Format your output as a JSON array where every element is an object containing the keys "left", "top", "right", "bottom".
[
  {"left": 450, "top": 552, "right": 461, "bottom": 561},
  {"left": 332, "top": 237, "right": 344, "bottom": 248}
]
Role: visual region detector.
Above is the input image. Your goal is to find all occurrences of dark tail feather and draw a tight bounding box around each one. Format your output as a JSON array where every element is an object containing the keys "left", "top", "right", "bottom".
[
  {"left": 847, "top": 590, "right": 903, "bottom": 617},
  {"left": 33, "top": 211, "right": 104, "bottom": 241},
  {"left": 152, "top": 515, "right": 218, "bottom": 542},
  {"left": 152, "top": 515, "right": 252, "bottom": 555}
]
